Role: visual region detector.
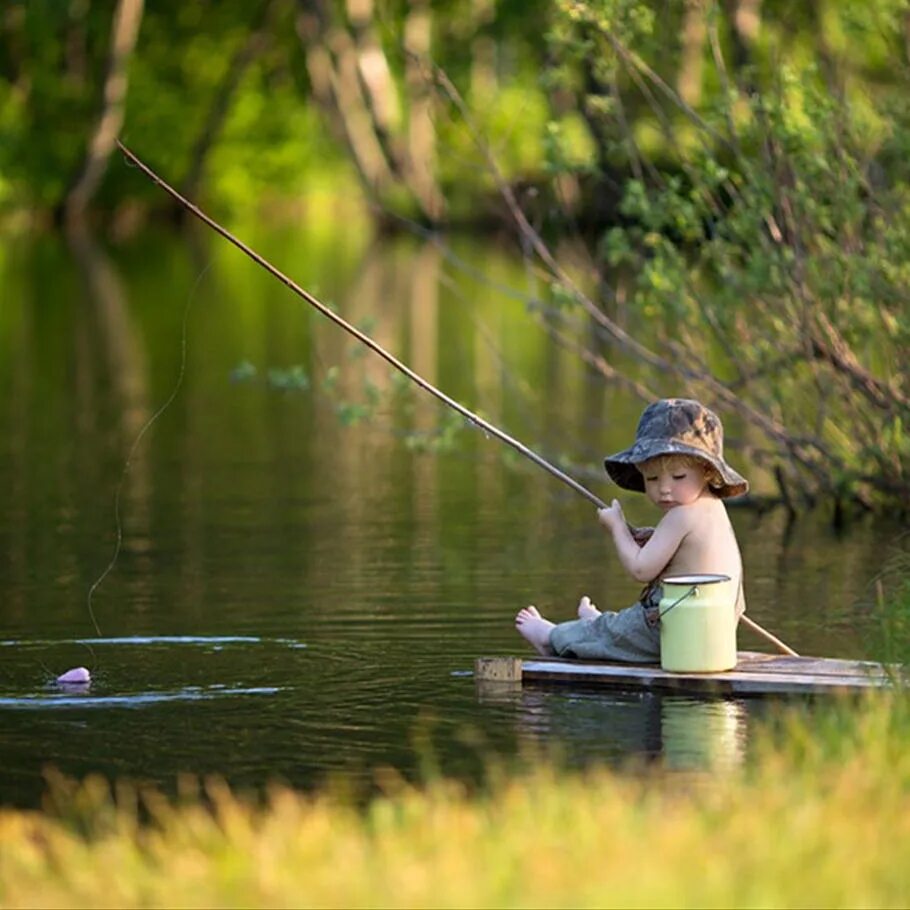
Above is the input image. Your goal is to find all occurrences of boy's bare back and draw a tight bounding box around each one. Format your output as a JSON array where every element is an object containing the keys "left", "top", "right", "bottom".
[
  {"left": 656, "top": 496, "right": 744, "bottom": 612},
  {"left": 599, "top": 472, "right": 745, "bottom": 615}
]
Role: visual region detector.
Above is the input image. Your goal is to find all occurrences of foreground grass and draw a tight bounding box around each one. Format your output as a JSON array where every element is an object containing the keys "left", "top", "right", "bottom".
[{"left": 2, "top": 693, "right": 910, "bottom": 909}]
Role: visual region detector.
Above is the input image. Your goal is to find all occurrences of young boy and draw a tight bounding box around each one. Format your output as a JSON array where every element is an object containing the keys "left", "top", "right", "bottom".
[{"left": 515, "top": 398, "right": 748, "bottom": 662}]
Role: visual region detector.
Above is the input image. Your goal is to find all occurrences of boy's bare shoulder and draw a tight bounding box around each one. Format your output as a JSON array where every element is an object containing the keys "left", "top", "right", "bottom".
[{"left": 658, "top": 497, "right": 722, "bottom": 531}]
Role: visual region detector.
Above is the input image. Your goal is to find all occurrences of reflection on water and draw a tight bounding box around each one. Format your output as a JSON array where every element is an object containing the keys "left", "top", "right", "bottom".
[
  {"left": 0, "top": 228, "right": 905, "bottom": 809},
  {"left": 660, "top": 698, "right": 747, "bottom": 772},
  {"left": 476, "top": 679, "right": 748, "bottom": 772}
]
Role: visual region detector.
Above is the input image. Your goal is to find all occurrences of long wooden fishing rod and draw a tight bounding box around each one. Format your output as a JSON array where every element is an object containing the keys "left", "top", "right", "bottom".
[
  {"left": 117, "top": 142, "right": 603, "bottom": 508},
  {"left": 116, "top": 140, "right": 798, "bottom": 658}
]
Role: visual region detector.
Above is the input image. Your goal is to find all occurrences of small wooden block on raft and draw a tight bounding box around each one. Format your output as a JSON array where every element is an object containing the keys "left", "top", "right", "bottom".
[
  {"left": 474, "top": 657, "right": 523, "bottom": 682},
  {"left": 475, "top": 652, "right": 897, "bottom": 696}
]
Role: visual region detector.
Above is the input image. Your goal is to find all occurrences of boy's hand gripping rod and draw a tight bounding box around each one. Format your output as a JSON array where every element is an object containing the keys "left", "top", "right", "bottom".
[{"left": 116, "top": 141, "right": 798, "bottom": 659}]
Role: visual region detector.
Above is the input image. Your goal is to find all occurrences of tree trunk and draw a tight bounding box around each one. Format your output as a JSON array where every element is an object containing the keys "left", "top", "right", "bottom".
[
  {"left": 346, "top": 0, "right": 403, "bottom": 170},
  {"left": 402, "top": 0, "right": 444, "bottom": 222},
  {"left": 63, "top": 0, "right": 144, "bottom": 226},
  {"left": 296, "top": 0, "right": 443, "bottom": 221},
  {"left": 295, "top": 0, "right": 395, "bottom": 198},
  {"left": 726, "top": 0, "right": 761, "bottom": 71},
  {"left": 678, "top": 0, "right": 707, "bottom": 106}
]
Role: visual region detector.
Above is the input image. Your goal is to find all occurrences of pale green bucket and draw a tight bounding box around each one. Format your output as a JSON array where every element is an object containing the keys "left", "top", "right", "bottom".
[{"left": 659, "top": 574, "right": 737, "bottom": 672}]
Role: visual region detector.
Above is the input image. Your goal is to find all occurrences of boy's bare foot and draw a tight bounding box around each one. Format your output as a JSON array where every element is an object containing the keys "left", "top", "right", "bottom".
[
  {"left": 515, "top": 605, "right": 556, "bottom": 656},
  {"left": 577, "top": 595, "right": 601, "bottom": 620}
]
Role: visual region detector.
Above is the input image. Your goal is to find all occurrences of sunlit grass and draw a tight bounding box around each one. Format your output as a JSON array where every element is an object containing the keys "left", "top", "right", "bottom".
[{"left": 2, "top": 693, "right": 909, "bottom": 909}]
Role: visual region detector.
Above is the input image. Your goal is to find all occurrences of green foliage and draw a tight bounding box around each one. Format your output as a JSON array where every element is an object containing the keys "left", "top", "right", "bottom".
[
  {"left": 402, "top": 409, "right": 467, "bottom": 454},
  {"left": 0, "top": 0, "right": 559, "bottom": 221},
  {"left": 229, "top": 359, "right": 258, "bottom": 383},
  {"left": 266, "top": 365, "right": 309, "bottom": 392},
  {"left": 547, "top": 0, "right": 910, "bottom": 507},
  {"left": 548, "top": 0, "right": 656, "bottom": 84},
  {"left": 3, "top": 0, "right": 910, "bottom": 241},
  {"left": 542, "top": 117, "right": 597, "bottom": 177}
]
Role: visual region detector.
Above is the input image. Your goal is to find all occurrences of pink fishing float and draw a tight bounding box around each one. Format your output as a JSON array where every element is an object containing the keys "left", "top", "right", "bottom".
[{"left": 57, "top": 667, "right": 91, "bottom": 685}]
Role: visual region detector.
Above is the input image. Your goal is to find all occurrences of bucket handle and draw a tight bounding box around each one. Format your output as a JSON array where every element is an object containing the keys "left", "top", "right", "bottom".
[{"left": 658, "top": 585, "right": 698, "bottom": 619}]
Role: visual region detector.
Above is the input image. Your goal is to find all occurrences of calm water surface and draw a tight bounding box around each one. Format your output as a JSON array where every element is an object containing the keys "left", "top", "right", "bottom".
[{"left": 0, "top": 227, "right": 904, "bottom": 808}]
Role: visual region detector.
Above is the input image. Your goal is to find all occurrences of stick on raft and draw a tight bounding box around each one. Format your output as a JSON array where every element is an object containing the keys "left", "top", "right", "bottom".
[{"left": 115, "top": 141, "right": 798, "bottom": 659}]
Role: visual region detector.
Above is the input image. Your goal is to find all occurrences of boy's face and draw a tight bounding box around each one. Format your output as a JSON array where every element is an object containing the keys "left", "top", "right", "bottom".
[{"left": 638, "top": 457, "right": 708, "bottom": 511}]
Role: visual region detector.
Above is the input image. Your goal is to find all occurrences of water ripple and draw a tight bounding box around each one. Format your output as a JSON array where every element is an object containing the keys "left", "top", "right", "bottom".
[
  {"left": 0, "top": 636, "right": 307, "bottom": 648},
  {"left": 0, "top": 685, "right": 283, "bottom": 710}
]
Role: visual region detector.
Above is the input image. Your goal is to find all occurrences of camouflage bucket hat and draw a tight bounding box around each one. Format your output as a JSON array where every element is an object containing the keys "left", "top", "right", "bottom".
[{"left": 604, "top": 398, "right": 749, "bottom": 499}]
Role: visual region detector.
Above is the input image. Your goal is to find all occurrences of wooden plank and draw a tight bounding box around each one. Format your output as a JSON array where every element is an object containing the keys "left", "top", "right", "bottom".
[
  {"left": 732, "top": 651, "right": 891, "bottom": 679},
  {"left": 520, "top": 659, "right": 889, "bottom": 696},
  {"left": 484, "top": 651, "right": 899, "bottom": 697}
]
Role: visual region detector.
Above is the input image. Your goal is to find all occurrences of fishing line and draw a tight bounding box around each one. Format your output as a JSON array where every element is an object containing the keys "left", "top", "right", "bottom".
[
  {"left": 33, "top": 654, "right": 61, "bottom": 682},
  {"left": 84, "top": 260, "right": 213, "bottom": 654}
]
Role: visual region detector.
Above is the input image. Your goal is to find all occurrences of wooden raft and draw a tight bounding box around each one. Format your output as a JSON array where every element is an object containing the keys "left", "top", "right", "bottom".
[{"left": 475, "top": 651, "right": 896, "bottom": 696}]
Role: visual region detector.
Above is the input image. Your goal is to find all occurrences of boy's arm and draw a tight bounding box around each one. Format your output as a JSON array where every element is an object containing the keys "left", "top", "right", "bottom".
[{"left": 599, "top": 501, "right": 688, "bottom": 582}]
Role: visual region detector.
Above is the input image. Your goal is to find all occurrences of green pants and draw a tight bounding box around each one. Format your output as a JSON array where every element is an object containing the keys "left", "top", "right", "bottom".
[{"left": 548, "top": 599, "right": 661, "bottom": 663}]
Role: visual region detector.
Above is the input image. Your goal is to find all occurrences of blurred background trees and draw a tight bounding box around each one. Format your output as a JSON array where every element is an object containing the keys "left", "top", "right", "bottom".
[
  {"left": 1, "top": 0, "right": 908, "bottom": 511},
  {"left": 2, "top": 1, "right": 905, "bottom": 225}
]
